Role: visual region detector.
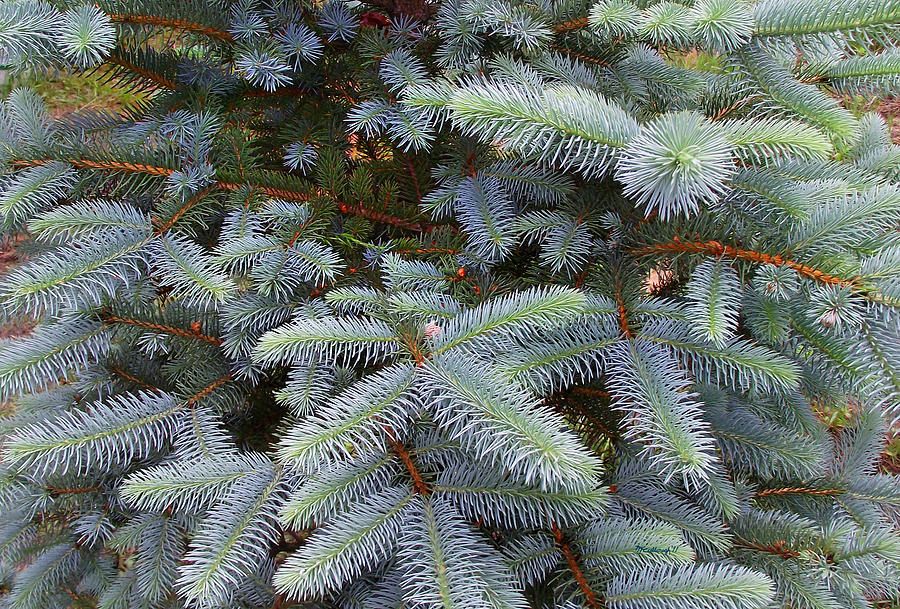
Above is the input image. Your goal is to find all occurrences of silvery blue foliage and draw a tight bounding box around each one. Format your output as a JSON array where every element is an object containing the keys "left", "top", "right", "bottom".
[{"left": 1, "top": 0, "right": 900, "bottom": 608}]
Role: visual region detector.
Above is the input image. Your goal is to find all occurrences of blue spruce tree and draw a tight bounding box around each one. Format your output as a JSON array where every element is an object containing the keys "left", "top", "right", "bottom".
[{"left": 1, "top": 0, "right": 900, "bottom": 607}]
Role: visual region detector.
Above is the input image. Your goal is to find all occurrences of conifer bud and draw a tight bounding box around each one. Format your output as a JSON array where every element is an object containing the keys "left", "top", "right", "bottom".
[{"left": 423, "top": 320, "right": 442, "bottom": 339}]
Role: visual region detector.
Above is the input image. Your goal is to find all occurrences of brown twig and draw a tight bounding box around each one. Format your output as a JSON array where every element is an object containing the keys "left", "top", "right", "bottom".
[
  {"left": 383, "top": 425, "right": 429, "bottom": 494},
  {"left": 46, "top": 486, "right": 103, "bottom": 496},
  {"left": 755, "top": 486, "right": 844, "bottom": 498},
  {"left": 153, "top": 187, "right": 214, "bottom": 234},
  {"left": 185, "top": 374, "right": 232, "bottom": 405},
  {"left": 631, "top": 237, "right": 856, "bottom": 288},
  {"left": 740, "top": 540, "right": 801, "bottom": 559},
  {"left": 109, "top": 365, "right": 163, "bottom": 392},
  {"left": 11, "top": 159, "right": 446, "bottom": 233},
  {"left": 569, "top": 387, "right": 612, "bottom": 399},
  {"left": 551, "top": 522, "right": 601, "bottom": 609},
  {"left": 106, "top": 54, "right": 178, "bottom": 89},
  {"left": 396, "top": 150, "right": 423, "bottom": 207},
  {"left": 13, "top": 158, "right": 174, "bottom": 176},
  {"left": 547, "top": 44, "right": 610, "bottom": 66},
  {"left": 216, "top": 181, "right": 315, "bottom": 202},
  {"left": 614, "top": 284, "right": 633, "bottom": 338},
  {"left": 100, "top": 313, "right": 223, "bottom": 345},
  {"left": 339, "top": 202, "right": 433, "bottom": 232},
  {"left": 107, "top": 14, "right": 234, "bottom": 41},
  {"left": 553, "top": 17, "right": 590, "bottom": 33}
]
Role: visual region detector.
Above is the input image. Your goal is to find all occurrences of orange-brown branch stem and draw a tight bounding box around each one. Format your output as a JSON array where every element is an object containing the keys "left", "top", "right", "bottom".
[
  {"left": 100, "top": 313, "right": 223, "bottom": 345},
  {"left": 554, "top": 17, "right": 589, "bottom": 33},
  {"left": 12, "top": 159, "right": 315, "bottom": 203},
  {"left": 216, "top": 181, "right": 315, "bottom": 202},
  {"left": 547, "top": 44, "right": 610, "bottom": 66},
  {"left": 10, "top": 159, "right": 441, "bottom": 231},
  {"left": 109, "top": 365, "right": 163, "bottom": 392},
  {"left": 46, "top": 486, "right": 103, "bottom": 496},
  {"left": 13, "top": 158, "right": 174, "bottom": 176},
  {"left": 153, "top": 187, "right": 213, "bottom": 234},
  {"left": 613, "top": 284, "right": 633, "bottom": 338},
  {"left": 395, "top": 247, "right": 460, "bottom": 255},
  {"left": 385, "top": 428, "right": 429, "bottom": 495},
  {"left": 632, "top": 237, "right": 855, "bottom": 288},
  {"left": 107, "top": 14, "right": 234, "bottom": 41},
  {"left": 186, "top": 374, "right": 232, "bottom": 405},
  {"left": 106, "top": 54, "right": 178, "bottom": 89},
  {"left": 339, "top": 202, "right": 433, "bottom": 232},
  {"left": 755, "top": 486, "right": 844, "bottom": 498},
  {"left": 551, "top": 522, "right": 601, "bottom": 609},
  {"left": 740, "top": 540, "right": 801, "bottom": 559}
]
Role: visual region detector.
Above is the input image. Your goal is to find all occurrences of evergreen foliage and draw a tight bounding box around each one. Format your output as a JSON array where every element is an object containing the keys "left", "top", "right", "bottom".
[{"left": 1, "top": 0, "right": 900, "bottom": 607}]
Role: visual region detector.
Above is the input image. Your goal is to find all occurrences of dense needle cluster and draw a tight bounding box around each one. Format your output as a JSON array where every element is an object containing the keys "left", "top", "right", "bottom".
[{"left": 1, "top": 0, "right": 900, "bottom": 608}]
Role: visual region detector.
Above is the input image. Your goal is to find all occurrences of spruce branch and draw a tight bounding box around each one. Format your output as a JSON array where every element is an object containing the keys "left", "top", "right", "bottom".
[
  {"left": 339, "top": 202, "right": 435, "bottom": 232},
  {"left": 754, "top": 486, "right": 844, "bottom": 498},
  {"left": 12, "top": 158, "right": 174, "bottom": 176},
  {"left": 108, "top": 364, "right": 163, "bottom": 392},
  {"left": 99, "top": 313, "right": 223, "bottom": 345},
  {"left": 551, "top": 521, "right": 602, "bottom": 609},
  {"left": 631, "top": 237, "right": 856, "bottom": 288},
  {"left": 3, "top": 0, "right": 900, "bottom": 605},
  {"left": 553, "top": 18, "right": 590, "bottom": 33},
  {"left": 9, "top": 160, "right": 439, "bottom": 231},
  {"left": 386, "top": 429, "right": 430, "bottom": 495},
  {"left": 546, "top": 43, "right": 612, "bottom": 66},
  {"left": 106, "top": 13, "right": 234, "bottom": 41},
  {"left": 106, "top": 53, "right": 179, "bottom": 89}
]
